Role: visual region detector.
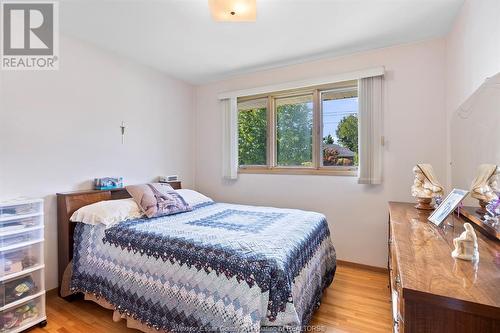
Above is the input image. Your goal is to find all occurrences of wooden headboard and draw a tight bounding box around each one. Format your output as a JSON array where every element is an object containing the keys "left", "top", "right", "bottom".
[{"left": 56, "top": 181, "right": 181, "bottom": 293}]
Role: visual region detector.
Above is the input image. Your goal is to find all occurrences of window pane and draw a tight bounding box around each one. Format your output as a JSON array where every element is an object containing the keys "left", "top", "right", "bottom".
[
  {"left": 238, "top": 98, "right": 267, "bottom": 166},
  {"left": 276, "top": 95, "right": 313, "bottom": 167},
  {"left": 321, "top": 89, "right": 358, "bottom": 167}
]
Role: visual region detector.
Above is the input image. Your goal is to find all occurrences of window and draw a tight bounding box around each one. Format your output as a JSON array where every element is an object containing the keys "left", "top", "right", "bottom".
[
  {"left": 237, "top": 98, "right": 267, "bottom": 167},
  {"left": 276, "top": 95, "right": 313, "bottom": 167},
  {"left": 321, "top": 88, "right": 358, "bottom": 168},
  {"left": 237, "top": 80, "right": 359, "bottom": 175}
]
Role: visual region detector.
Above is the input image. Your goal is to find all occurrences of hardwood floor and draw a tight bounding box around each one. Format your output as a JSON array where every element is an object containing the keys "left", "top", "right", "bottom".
[
  {"left": 309, "top": 264, "right": 392, "bottom": 332},
  {"left": 32, "top": 263, "right": 392, "bottom": 333}
]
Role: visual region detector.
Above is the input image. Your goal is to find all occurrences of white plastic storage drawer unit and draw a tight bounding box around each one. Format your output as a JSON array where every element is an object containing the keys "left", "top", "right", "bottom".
[{"left": 0, "top": 199, "right": 46, "bottom": 332}]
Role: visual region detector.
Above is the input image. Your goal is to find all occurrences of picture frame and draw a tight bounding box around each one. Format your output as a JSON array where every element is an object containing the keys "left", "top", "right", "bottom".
[{"left": 428, "top": 188, "right": 469, "bottom": 226}]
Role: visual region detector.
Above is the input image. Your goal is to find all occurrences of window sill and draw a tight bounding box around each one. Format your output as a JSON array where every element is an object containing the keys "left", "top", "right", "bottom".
[{"left": 238, "top": 167, "right": 358, "bottom": 177}]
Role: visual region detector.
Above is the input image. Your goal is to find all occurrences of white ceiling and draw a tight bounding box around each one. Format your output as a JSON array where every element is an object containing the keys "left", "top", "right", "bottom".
[{"left": 60, "top": 0, "right": 464, "bottom": 84}]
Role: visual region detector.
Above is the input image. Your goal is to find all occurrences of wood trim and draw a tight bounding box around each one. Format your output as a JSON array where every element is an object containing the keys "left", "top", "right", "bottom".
[
  {"left": 56, "top": 187, "right": 127, "bottom": 197},
  {"left": 46, "top": 287, "right": 59, "bottom": 297},
  {"left": 267, "top": 96, "right": 275, "bottom": 167},
  {"left": 336, "top": 260, "right": 389, "bottom": 274},
  {"left": 312, "top": 89, "right": 320, "bottom": 169},
  {"left": 238, "top": 167, "right": 357, "bottom": 176}
]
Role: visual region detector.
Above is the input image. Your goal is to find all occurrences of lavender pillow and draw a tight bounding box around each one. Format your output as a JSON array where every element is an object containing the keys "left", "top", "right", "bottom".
[{"left": 126, "top": 183, "right": 191, "bottom": 218}]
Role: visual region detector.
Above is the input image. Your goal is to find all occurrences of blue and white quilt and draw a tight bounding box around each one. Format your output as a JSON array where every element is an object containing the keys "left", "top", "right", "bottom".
[{"left": 71, "top": 202, "right": 336, "bottom": 332}]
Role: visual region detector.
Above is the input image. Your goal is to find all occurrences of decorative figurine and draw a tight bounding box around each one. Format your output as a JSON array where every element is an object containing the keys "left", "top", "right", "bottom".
[
  {"left": 411, "top": 164, "right": 444, "bottom": 210},
  {"left": 470, "top": 164, "right": 499, "bottom": 214},
  {"left": 451, "top": 223, "right": 479, "bottom": 261}
]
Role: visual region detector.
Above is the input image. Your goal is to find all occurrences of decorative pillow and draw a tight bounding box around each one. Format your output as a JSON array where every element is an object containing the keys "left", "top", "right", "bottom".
[
  {"left": 175, "top": 189, "right": 214, "bottom": 208},
  {"left": 126, "top": 183, "right": 191, "bottom": 218},
  {"left": 70, "top": 198, "right": 143, "bottom": 227}
]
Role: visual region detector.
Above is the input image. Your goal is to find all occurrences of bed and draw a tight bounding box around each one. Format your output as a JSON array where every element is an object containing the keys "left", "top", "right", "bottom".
[{"left": 56, "top": 185, "right": 336, "bottom": 332}]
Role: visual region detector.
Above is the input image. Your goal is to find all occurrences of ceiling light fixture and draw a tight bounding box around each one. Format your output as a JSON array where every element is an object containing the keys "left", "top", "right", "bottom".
[{"left": 208, "top": 0, "right": 256, "bottom": 22}]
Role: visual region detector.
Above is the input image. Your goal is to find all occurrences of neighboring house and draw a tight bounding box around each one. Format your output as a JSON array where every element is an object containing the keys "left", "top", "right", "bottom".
[{"left": 324, "top": 144, "right": 355, "bottom": 158}]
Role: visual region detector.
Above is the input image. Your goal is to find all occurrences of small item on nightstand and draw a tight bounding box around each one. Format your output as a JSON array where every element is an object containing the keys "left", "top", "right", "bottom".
[
  {"left": 94, "top": 177, "right": 123, "bottom": 190},
  {"left": 159, "top": 175, "right": 179, "bottom": 183},
  {"left": 470, "top": 164, "right": 499, "bottom": 215},
  {"left": 452, "top": 223, "right": 479, "bottom": 261},
  {"left": 411, "top": 164, "right": 444, "bottom": 210}
]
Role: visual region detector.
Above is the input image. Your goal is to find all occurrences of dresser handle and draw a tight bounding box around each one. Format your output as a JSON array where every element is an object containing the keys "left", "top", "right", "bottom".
[{"left": 395, "top": 275, "right": 401, "bottom": 287}]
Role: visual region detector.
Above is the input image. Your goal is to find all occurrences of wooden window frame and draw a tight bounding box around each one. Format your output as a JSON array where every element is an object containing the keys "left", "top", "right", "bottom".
[{"left": 238, "top": 82, "right": 358, "bottom": 176}]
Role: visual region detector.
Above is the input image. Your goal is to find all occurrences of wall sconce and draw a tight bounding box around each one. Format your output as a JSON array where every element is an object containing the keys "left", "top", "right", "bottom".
[{"left": 120, "top": 121, "right": 126, "bottom": 144}]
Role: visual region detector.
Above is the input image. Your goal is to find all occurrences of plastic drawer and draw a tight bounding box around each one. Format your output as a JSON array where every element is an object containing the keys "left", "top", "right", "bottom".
[
  {"left": 0, "top": 270, "right": 43, "bottom": 308},
  {"left": 0, "top": 294, "right": 45, "bottom": 332},
  {"left": 0, "top": 216, "right": 43, "bottom": 235},
  {"left": 0, "top": 229, "right": 43, "bottom": 250},
  {"left": 0, "top": 243, "right": 43, "bottom": 278},
  {"left": 0, "top": 202, "right": 43, "bottom": 220}
]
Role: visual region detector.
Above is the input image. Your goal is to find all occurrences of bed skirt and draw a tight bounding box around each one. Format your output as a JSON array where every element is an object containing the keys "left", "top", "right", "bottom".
[
  {"left": 85, "top": 293, "right": 170, "bottom": 333},
  {"left": 61, "top": 262, "right": 169, "bottom": 333}
]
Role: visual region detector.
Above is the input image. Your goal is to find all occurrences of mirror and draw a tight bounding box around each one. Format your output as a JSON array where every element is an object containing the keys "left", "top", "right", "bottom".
[{"left": 450, "top": 72, "right": 500, "bottom": 207}]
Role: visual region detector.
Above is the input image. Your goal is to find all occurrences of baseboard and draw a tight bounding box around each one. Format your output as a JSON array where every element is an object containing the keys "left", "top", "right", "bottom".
[
  {"left": 46, "top": 287, "right": 58, "bottom": 296},
  {"left": 337, "top": 259, "right": 388, "bottom": 274}
]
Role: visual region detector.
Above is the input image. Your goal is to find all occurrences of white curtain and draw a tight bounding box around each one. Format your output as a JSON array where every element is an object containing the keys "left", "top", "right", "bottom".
[
  {"left": 221, "top": 98, "right": 238, "bottom": 179},
  {"left": 358, "top": 76, "right": 383, "bottom": 184}
]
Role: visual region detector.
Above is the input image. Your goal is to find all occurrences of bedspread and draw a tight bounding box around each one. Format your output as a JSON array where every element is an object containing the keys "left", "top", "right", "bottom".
[{"left": 71, "top": 202, "right": 336, "bottom": 332}]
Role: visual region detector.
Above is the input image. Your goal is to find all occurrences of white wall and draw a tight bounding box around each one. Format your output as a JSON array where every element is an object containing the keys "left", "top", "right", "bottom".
[
  {"left": 445, "top": 0, "right": 500, "bottom": 190},
  {"left": 0, "top": 35, "right": 195, "bottom": 289},
  {"left": 446, "top": 0, "right": 500, "bottom": 114},
  {"left": 195, "top": 39, "right": 447, "bottom": 268}
]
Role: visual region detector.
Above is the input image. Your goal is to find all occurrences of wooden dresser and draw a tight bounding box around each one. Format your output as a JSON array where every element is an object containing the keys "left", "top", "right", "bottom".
[{"left": 388, "top": 202, "right": 500, "bottom": 333}]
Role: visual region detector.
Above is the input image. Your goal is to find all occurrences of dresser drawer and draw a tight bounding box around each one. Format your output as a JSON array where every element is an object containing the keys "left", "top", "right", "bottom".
[
  {"left": 0, "top": 294, "right": 45, "bottom": 332},
  {"left": 391, "top": 288, "right": 404, "bottom": 333},
  {"left": 0, "top": 229, "right": 43, "bottom": 250},
  {"left": 0, "top": 270, "right": 43, "bottom": 308},
  {"left": 389, "top": 236, "right": 404, "bottom": 332},
  {"left": 389, "top": 239, "right": 399, "bottom": 288},
  {"left": 0, "top": 202, "right": 43, "bottom": 220},
  {"left": 0, "top": 216, "right": 43, "bottom": 234},
  {"left": 0, "top": 243, "right": 43, "bottom": 278}
]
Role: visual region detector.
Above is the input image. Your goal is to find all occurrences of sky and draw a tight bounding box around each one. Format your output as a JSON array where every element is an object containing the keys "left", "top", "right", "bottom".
[{"left": 322, "top": 97, "right": 358, "bottom": 142}]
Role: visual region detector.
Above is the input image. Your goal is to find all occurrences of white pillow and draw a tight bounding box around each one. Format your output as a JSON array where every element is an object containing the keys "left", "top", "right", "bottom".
[
  {"left": 175, "top": 189, "right": 213, "bottom": 207},
  {"left": 70, "top": 198, "right": 143, "bottom": 227}
]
